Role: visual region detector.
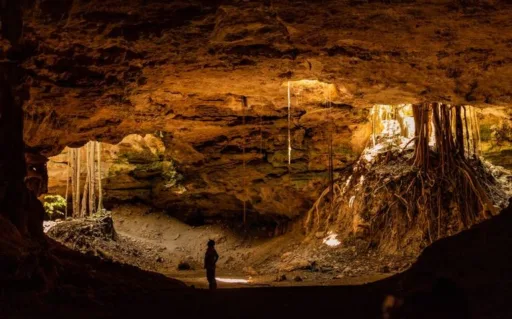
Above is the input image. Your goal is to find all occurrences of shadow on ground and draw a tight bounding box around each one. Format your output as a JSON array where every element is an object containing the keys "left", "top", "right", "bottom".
[{"left": 2, "top": 199, "right": 512, "bottom": 319}]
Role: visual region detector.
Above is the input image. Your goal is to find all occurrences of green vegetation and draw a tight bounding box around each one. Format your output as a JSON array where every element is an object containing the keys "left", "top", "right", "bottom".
[
  {"left": 162, "top": 160, "right": 183, "bottom": 189},
  {"left": 480, "top": 123, "right": 492, "bottom": 141},
  {"left": 43, "top": 195, "right": 67, "bottom": 220},
  {"left": 490, "top": 123, "right": 512, "bottom": 146}
]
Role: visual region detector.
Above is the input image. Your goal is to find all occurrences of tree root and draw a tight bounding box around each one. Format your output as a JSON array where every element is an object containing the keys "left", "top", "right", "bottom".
[{"left": 303, "top": 103, "right": 507, "bottom": 253}]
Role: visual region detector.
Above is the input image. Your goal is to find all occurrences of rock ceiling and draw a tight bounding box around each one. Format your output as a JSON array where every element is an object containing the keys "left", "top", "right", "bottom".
[{"left": 20, "top": 0, "right": 512, "bottom": 219}]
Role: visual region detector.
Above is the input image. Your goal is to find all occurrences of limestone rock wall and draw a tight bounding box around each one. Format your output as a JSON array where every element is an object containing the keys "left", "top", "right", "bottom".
[
  {"left": 22, "top": 0, "right": 512, "bottom": 156},
  {"left": 47, "top": 107, "right": 370, "bottom": 223},
  {"left": 21, "top": 0, "right": 512, "bottom": 222}
]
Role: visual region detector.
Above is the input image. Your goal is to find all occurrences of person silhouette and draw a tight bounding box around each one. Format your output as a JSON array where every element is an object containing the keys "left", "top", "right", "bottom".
[{"left": 204, "top": 239, "right": 219, "bottom": 290}]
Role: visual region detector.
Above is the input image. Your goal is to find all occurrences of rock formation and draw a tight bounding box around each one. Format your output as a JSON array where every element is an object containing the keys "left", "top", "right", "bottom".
[
  {"left": 2, "top": 1, "right": 512, "bottom": 317},
  {"left": 17, "top": 0, "right": 512, "bottom": 223}
]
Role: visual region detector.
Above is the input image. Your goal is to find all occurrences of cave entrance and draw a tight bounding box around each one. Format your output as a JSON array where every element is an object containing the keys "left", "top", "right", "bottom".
[
  {"left": 364, "top": 103, "right": 480, "bottom": 161},
  {"left": 40, "top": 101, "right": 512, "bottom": 289},
  {"left": 44, "top": 133, "right": 184, "bottom": 222}
]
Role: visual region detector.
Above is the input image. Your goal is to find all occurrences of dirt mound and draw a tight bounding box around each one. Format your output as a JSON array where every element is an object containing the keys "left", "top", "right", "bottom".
[
  {"left": 305, "top": 142, "right": 510, "bottom": 255},
  {"left": 47, "top": 214, "right": 170, "bottom": 272},
  {"left": 48, "top": 215, "right": 117, "bottom": 243},
  {"left": 304, "top": 103, "right": 512, "bottom": 256}
]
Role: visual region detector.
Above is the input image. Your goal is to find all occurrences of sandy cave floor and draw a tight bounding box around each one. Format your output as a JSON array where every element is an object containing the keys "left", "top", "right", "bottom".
[{"left": 46, "top": 203, "right": 415, "bottom": 289}]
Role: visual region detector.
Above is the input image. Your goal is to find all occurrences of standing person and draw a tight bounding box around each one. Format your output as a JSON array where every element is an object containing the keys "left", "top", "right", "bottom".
[{"left": 204, "top": 239, "right": 219, "bottom": 290}]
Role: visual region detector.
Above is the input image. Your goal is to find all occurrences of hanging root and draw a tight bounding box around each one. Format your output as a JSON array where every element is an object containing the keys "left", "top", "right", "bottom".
[
  {"left": 303, "top": 103, "right": 504, "bottom": 253},
  {"left": 304, "top": 187, "right": 330, "bottom": 233},
  {"left": 383, "top": 103, "right": 495, "bottom": 247}
]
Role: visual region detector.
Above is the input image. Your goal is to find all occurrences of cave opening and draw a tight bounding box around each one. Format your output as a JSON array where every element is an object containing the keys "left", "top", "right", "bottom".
[
  {"left": 3, "top": 1, "right": 512, "bottom": 317},
  {"left": 31, "top": 74, "right": 512, "bottom": 292},
  {"left": 38, "top": 100, "right": 512, "bottom": 291}
]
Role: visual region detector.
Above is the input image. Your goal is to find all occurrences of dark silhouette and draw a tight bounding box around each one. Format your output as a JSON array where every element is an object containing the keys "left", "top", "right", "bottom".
[
  {"left": 382, "top": 277, "right": 469, "bottom": 319},
  {"left": 204, "top": 239, "right": 219, "bottom": 290}
]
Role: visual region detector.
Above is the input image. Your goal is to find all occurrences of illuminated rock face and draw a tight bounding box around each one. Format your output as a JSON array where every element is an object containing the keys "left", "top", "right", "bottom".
[
  {"left": 46, "top": 122, "right": 369, "bottom": 222},
  {"left": 20, "top": 0, "right": 512, "bottom": 221}
]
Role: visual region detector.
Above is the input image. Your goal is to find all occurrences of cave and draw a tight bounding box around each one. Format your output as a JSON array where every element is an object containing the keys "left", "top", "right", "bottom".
[{"left": 2, "top": 1, "right": 512, "bottom": 318}]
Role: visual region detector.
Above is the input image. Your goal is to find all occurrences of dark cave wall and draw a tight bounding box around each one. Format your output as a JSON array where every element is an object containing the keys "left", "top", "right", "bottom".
[
  {"left": 0, "top": 0, "right": 31, "bottom": 234},
  {"left": 0, "top": 0, "right": 58, "bottom": 295}
]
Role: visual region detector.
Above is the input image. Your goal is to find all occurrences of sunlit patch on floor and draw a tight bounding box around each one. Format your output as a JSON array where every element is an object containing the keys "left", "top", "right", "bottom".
[
  {"left": 216, "top": 278, "right": 249, "bottom": 284},
  {"left": 322, "top": 232, "right": 341, "bottom": 247}
]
